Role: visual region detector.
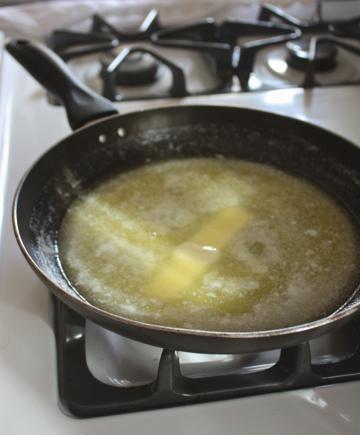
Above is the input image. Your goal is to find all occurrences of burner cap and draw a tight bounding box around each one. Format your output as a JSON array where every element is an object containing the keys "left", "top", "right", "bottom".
[
  {"left": 286, "top": 38, "right": 337, "bottom": 72},
  {"left": 102, "top": 52, "right": 159, "bottom": 86}
]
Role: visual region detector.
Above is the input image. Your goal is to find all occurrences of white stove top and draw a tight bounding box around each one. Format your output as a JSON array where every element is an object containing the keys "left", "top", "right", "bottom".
[{"left": 1, "top": 36, "right": 360, "bottom": 434}]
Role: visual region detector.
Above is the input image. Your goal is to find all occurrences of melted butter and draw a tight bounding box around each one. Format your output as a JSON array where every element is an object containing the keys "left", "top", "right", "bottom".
[{"left": 59, "top": 158, "right": 360, "bottom": 331}]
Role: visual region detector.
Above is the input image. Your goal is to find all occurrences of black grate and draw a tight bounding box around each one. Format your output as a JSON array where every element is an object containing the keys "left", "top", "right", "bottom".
[
  {"left": 53, "top": 298, "right": 360, "bottom": 419},
  {"left": 48, "top": 9, "right": 162, "bottom": 60},
  {"left": 47, "top": 5, "right": 360, "bottom": 101},
  {"left": 151, "top": 18, "right": 300, "bottom": 91}
]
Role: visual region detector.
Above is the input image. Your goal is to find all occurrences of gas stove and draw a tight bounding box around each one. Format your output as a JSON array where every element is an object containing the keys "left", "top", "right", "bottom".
[
  {"left": 1, "top": 1, "right": 360, "bottom": 434},
  {"left": 46, "top": 1, "right": 360, "bottom": 102}
]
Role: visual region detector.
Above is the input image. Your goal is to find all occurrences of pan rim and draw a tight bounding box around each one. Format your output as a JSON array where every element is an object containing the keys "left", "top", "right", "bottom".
[{"left": 12, "top": 104, "right": 360, "bottom": 341}]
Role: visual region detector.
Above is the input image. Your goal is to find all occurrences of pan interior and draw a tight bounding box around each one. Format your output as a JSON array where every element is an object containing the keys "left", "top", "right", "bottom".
[
  {"left": 58, "top": 157, "right": 360, "bottom": 332},
  {"left": 15, "top": 107, "right": 360, "bottom": 331}
]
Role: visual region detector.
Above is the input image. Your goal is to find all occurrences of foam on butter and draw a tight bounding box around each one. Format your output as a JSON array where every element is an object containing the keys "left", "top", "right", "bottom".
[{"left": 59, "top": 158, "right": 360, "bottom": 332}]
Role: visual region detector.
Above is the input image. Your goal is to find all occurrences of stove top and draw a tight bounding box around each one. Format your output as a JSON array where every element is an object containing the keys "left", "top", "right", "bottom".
[
  {"left": 1, "top": 1, "right": 360, "bottom": 433},
  {"left": 45, "top": 2, "right": 360, "bottom": 103}
]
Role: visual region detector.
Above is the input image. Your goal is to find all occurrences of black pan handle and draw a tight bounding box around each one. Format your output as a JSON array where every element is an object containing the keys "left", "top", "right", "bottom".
[{"left": 6, "top": 39, "right": 118, "bottom": 130}]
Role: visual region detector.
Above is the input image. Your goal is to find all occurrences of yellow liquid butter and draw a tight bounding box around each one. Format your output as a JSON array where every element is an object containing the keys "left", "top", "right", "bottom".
[{"left": 59, "top": 158, "right": 360, "bottom": 331}]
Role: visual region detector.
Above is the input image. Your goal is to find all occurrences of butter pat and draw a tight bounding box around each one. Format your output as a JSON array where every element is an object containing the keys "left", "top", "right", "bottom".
[{"left": 146, "top": 207, "right": 249, "bottom": 300}]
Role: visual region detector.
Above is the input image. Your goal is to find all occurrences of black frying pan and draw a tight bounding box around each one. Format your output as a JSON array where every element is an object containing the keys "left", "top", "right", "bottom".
[{"left": 7, "top": 39, "right": 360, "bottom": 354}]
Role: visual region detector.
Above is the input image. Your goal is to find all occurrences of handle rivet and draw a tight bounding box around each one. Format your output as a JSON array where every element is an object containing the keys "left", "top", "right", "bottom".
[
  {"left": 99, "top": 134, "right": 107, "bottom": 143},
  {"left": 117, "top": 127, "right": 126, "bottom": 138}
]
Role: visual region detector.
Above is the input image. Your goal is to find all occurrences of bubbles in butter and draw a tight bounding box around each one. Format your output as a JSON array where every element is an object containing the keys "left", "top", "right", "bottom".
[{"left": 58, "top": 158, "right": 360, "bottom": 332}]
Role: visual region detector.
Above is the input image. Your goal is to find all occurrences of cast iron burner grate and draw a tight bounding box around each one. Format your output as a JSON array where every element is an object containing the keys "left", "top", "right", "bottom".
[
  {"left": 151, "top": 18, "right": 300, "bottom": 91},
  {"left": 48, "top": 5, "right": 360, "bottom": 100},
  {"left": 54, "top": 298, "right": 360, "bottom": 419}
]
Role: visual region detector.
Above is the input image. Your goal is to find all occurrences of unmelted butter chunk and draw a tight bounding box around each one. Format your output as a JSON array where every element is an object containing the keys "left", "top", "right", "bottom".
[{"left": 146, "top": 207, "right": 249, "bottom": 300}]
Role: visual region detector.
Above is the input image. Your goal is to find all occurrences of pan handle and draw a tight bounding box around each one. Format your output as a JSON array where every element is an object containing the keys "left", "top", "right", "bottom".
[{"left": 6, "top": 39, "right": 118, "bottom": 130}]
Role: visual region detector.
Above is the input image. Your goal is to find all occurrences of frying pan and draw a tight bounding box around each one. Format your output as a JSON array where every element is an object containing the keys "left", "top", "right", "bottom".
[{"left": 7, "top": 39, "right": 360, "bottom": 354}]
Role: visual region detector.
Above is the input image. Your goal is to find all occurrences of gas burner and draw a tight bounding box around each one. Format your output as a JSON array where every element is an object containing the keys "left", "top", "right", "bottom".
[
  {"left": 101, "top": 52, "right": 159, "bottom": 86},
  {"left": 49, "top": 10, "right": 231, "bottom": 101},
  {"left": 101, "top": 47, "right": 187, "bottom": 101},
  {"left": 254, "top": 42, "right": 359, "bottom": 90},
  {"left": 286, "top": 37, "right": 337, "bottom": 72},
  {"left": 258, "top": 4, "right": 360, "bottom": 88}
]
